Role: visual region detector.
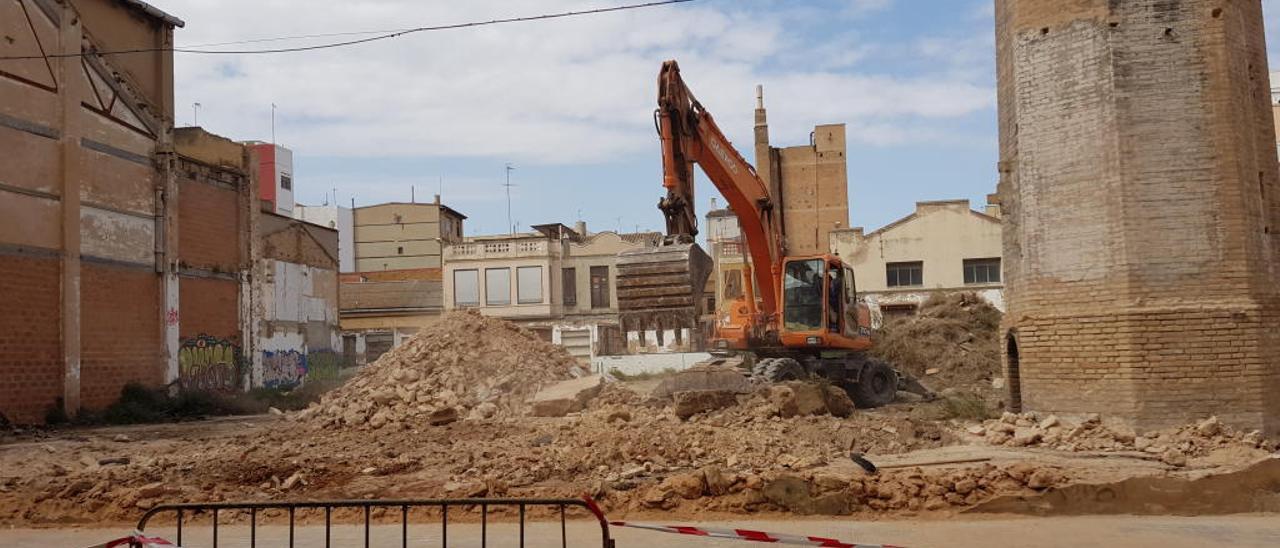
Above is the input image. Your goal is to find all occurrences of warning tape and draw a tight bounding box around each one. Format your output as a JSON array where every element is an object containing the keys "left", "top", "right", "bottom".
[
  {"left": 608, "top": 521, "right": 903, "bottom": 547},
  {"left": 580, "top": 495, "right": 902, "bottom": 547}
]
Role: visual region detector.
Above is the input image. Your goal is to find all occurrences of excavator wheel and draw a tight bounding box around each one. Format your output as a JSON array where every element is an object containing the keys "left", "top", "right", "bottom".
[
  {"left": 849, "top": 359, "right": 898, "bottom": 408},
  {"left": 754, "top": 357, "right": 807, "bottom": 383}
]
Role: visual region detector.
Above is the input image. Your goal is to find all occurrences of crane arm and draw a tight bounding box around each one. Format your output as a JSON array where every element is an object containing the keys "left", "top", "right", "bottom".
[{"left": 656, "top": 60, "right": 784, "bottom": 316}]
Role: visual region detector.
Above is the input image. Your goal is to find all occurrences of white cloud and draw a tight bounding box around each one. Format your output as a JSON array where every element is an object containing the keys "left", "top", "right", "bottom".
[
  {"left": 844, "top": 0, "right": 893, "bottom": 18},
  {"left": 160, "top": 0, "right": 992, "bottom": 164}
]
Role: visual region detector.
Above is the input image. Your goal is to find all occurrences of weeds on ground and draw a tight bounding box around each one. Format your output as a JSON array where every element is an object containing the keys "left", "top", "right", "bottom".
[
  {"left": 45, "top": 378, "right": 346, "bottom": 426},
  {"left": 929, "top": 391, "right": 995, "bottom": 421}
]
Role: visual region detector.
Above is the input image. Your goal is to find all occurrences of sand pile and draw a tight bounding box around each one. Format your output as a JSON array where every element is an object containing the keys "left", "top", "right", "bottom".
[
  {"left": 871, "top": 293, "right": 1001, "bottom": 392},
  {"left": 971, "top": 413, "right": 1276, "bottom": 466},
  {"left": 296, "top": 310, "right": 584, "bottom": 429}
]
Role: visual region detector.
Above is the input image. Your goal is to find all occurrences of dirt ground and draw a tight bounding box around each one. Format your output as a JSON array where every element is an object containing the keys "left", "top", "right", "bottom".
[{"left": 2, "top": 311, "right": 1276, "bottom": 531}]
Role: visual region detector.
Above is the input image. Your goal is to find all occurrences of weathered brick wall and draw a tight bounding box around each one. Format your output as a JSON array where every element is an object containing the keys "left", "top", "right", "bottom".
[
  {"left": 998, "top": 0, "right": 1280, "bottom": 434},
  {"left": 80, "top": 262, "right": 162, "bottom": 410},
  {"left": 178, "top": 277, "right": 239, "bottom": 342},
  {"left": 0, "top": 252, "right": 62, "bottom": 423},
  {"left": 178, "top": 159, "right": 242, "bottom": 272}
]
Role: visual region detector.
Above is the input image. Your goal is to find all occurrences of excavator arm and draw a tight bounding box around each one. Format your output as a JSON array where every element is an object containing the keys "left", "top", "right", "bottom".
[{"left": 617, "top": 60, "right": 785, "bottom": 342}]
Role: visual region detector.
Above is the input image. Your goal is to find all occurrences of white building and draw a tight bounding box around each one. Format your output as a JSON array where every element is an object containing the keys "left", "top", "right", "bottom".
[{"left": 294, "top": 203, "right": 355, "bottom": 273}]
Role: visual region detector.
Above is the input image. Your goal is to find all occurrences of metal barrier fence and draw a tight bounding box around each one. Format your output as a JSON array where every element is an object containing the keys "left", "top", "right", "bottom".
[{"left": 135, "top": 497, "right": 615, "bottom": 548}]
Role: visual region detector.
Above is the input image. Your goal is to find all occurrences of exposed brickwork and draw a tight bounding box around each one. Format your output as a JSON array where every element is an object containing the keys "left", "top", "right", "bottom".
[
  {"left": 177, "top": 159, "right": 244, "bottom": 272},
  {"left": 80, "top": 262, "right": 162, "bottom": 410},
  {"left": 0, "top": 252, "right": 62, "bottom": 423},
  {"left": 998, "top": 0, "right": 1280, "bottom": 434},
  {"left": 178, "top": 276, "right": 240, "bottom": 343}
]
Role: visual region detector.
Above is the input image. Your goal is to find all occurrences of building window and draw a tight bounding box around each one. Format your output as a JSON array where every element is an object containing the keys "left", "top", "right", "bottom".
[
  {"left": 590, "top": 266, "right": 610, "bottom": 309},
  {"left": 453, "top": 269, "right": 479, "bottom": 307},
  {"left": 517, "top": 266, "right": 543, "bottom": 304},
  {"left": 562, "top": 267, "right": 577, "bottom": 307},
  {"left": 485, "top": 268, "right": 511, "bottom": 306},
  {"left": 280, "top": 173, "right": 292, "bottom": 190},
  {"left": 964, "top": 258, "right": 1002, "bottom": 285},
  {"left": 397, "top": 246, "right": 404, "bottom": 255},
  {"left": 886, "top": 261, "right": 923, "bottom": 287}
]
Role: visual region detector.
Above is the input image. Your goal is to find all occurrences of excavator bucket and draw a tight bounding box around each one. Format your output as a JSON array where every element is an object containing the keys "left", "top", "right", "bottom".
[{"left": 616, "top": 243, "right": 714, "bottom": 334}]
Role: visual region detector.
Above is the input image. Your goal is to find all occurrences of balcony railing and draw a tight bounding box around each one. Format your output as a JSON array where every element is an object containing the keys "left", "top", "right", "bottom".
[{"left": 445, "top": 239, "right": 554, "bottom": 260}]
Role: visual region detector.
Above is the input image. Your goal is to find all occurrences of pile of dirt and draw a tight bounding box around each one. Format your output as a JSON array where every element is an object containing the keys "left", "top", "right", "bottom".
[
  {"left": 295, "top": 310, "right": 584, "bottom": 429},
  {"left": 871, "top": 293, "right": 1001, "bottom": 394},
  {"left": 970, "top": 413, "right": 1276, "bottom": 466},
  {"left": 637, "top": 461, "right": 1068, "bottom": 515}
]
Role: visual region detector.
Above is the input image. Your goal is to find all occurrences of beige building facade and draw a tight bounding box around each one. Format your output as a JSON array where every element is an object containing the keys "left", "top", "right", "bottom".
[
  {"left": 831, "top": 200, "right": 1004, "bottom": 320},
  {"left": 352, "top": 199, "right": 465, "bottom": 272},
  {"left": 339, "top": 197, "right": 465, "bottom": 363},
  {"left": 443, "top": 223, "right": 664, "bottom": 362}
]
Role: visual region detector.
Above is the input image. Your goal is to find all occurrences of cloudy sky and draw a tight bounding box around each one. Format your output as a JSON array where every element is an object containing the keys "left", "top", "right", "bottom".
[{"left": 158, "top": 0, "right": 1280, "bottom": 235}]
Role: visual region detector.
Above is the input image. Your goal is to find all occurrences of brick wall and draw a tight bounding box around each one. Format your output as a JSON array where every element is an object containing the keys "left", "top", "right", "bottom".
[
  {"left": 178, "top": 276, "right": 239, "bottom": 342},
  {"left": 80, "top": 262, "right": 162, "bottom": 410},
  {"left": 0, "top": 252, "right": 62, "bottom": 423},
  {"left": 178, "top": 160, "right": 242, "bottom": 272},
  {"left": 998, "top": 0, "right": 1280, "bottom": 434}
]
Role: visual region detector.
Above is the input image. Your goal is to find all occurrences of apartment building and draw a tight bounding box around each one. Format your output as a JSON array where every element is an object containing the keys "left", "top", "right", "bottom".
[{"left": 442, "top": 222, "right": 660, "bottom": 362}]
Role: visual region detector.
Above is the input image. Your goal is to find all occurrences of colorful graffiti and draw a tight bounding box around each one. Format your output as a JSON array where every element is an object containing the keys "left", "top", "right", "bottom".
[
  {"left": 178, "top": 335, "right": 241, "bottom": 392},
  {"left": 305, "top": 350, "right": 344, "bottom": 382},
  {"left": 262, "top": 350, "right": 307, "bottom": 389}
]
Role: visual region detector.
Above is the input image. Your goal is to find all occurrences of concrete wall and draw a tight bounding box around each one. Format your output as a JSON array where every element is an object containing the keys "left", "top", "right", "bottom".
[
  {"left": 0, "top": 0, "right": 180, "bottom": 422},
  {"left": 997, "top": 0, "right": 1280, "bottom": 434},
  {"left": 831, "top": 200, "right": 1003, "bottom": 295},
  {"left": 353, "top": 202, "right": 464, "bottom": 272}
]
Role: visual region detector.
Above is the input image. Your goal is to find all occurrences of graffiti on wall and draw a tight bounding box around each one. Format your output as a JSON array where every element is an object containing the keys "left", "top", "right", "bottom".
[
  {"left": 178, "top": 335, "right": 241, "bottom": 392},
  {"left": 305, "top": 350, "right": 344, "bottom": 382},
  {"left": 262, "top": 350, "right": 307, "bottom": 389}
]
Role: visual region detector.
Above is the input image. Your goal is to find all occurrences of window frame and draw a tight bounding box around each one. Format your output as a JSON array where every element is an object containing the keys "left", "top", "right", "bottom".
[
  {"left": 280, "top": 173, "right": 292, "bottom": 191},
  {"left": 517, "top": 266, "right": 544, "bottom": 304},
  {"left": 452, "top": 269, "right": 480, "bottom": 307},
  {"left": 886, "top": 261, "right": 924, "bottom": 288},
  {"left": 963, "top": 258, "right": 1002, "bottom": 285},
  {"left": 485, "top": 267, "right": 512, "bottom": 306},
  {"left": 589, "top": 265, "right": 610, "bottom": 309},
  {"left": 562, "top": 267, "right": 578, "bottom": 307}
]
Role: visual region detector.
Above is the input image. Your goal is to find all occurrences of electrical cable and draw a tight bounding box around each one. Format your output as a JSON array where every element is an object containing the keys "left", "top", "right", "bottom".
[{"left": 0, "top": 0, "right": 696, "bottom": 61}]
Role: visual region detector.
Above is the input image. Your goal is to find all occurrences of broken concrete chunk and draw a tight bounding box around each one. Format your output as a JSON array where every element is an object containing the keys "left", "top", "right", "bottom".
[
  {"left": 529, "top": 375, "right": 604, "bottom": 417},
  {"left": 650, "top": 365, "right": 753, "bottom": 399},
  {"left": 673, "top": 390, "right": 739, "bottom": 420}
]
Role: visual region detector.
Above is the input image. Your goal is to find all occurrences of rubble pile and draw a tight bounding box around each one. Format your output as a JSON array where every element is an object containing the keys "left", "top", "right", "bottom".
[
  {"left": 872, "top": 293, "right": 1001, "bottom": 392},
  {"left": 295, "top": 310, "right": 584, "bottom": 428},
  {"left": 637, "top": 462, "right": 1066, "bottom": 515},
  {"left": 970, "top": 413, "right": 1276, "bottom": 466}
]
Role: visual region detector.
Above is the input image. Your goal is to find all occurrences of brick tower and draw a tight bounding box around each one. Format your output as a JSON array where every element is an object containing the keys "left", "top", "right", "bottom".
[{"left": 996, "top": 0, "right": 1280, "bottom": 434}]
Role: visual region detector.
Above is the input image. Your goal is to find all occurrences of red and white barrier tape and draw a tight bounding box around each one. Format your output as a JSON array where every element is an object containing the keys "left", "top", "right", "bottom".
[{"left": 608, "top": 521, "right": 902, "bottom": 548}]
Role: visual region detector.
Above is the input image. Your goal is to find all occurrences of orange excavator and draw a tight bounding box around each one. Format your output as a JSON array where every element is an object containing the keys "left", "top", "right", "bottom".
[{"left": 617, "top": 60, "right": 929, "bottom": 407}]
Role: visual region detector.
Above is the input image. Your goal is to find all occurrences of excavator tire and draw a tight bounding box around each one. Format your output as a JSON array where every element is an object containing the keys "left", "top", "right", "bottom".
[
  {"left": 849, "top": 359, "right": 898, "bottom": 408},
  {"left": 755, "top": 358, "right": 807, "bottom": 383}
]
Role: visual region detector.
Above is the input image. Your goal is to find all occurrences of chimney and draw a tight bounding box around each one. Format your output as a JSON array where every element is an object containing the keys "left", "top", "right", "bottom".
[
  {"left": 710, "top": 197, "right": 719, "bottom": 210},
  {"left": 434, "top": 193, "right": 441, "bottom": 205},
  {"left": 574, "top": 220, "right": 587, "bottom": 236}
]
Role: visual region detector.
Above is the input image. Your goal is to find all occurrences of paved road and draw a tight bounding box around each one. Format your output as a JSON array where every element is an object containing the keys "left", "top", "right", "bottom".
[{"left": 6, "top": 515, "right": 1280, "bottom": 547}]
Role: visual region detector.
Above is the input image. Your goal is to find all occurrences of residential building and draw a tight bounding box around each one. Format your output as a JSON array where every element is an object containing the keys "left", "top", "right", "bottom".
[
  {"left": 442, "top": 222, "right": 662, "bottom": 362},
  {"left": 294, "top": 203, "right": 355, "bottom": 272},
  {"left": 705, "top": 200, "right": 747, "bottom": 318},
  {"left": 338, "top": 197, "right": 466, "bottom": 363},
  {"left": 352, "top": 198, "right": 466, "bottom": 272},
  {"left": 244, "top": 141, "right": 294, "bottom": 216},
  {"left": 0, "top": 0, "right": 187, "bottom": 422},
  {"left": 830, "top": 199, "right": 1003, "bottom": 321}
]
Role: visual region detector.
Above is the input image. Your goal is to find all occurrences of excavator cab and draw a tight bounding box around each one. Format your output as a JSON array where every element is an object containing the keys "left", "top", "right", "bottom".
[{"left": 777, "top": 255, "right": 873, "bottom": 352}]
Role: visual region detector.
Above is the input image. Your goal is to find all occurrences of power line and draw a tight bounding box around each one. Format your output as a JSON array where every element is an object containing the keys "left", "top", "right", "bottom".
[{"left": 0, "top": 0, "right": 696, "bottom": 61}]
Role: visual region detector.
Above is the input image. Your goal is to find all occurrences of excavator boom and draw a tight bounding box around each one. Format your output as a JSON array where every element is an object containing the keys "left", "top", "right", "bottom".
[{"left": 616, "top": 60, "right": 784, "bottom": 343}]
